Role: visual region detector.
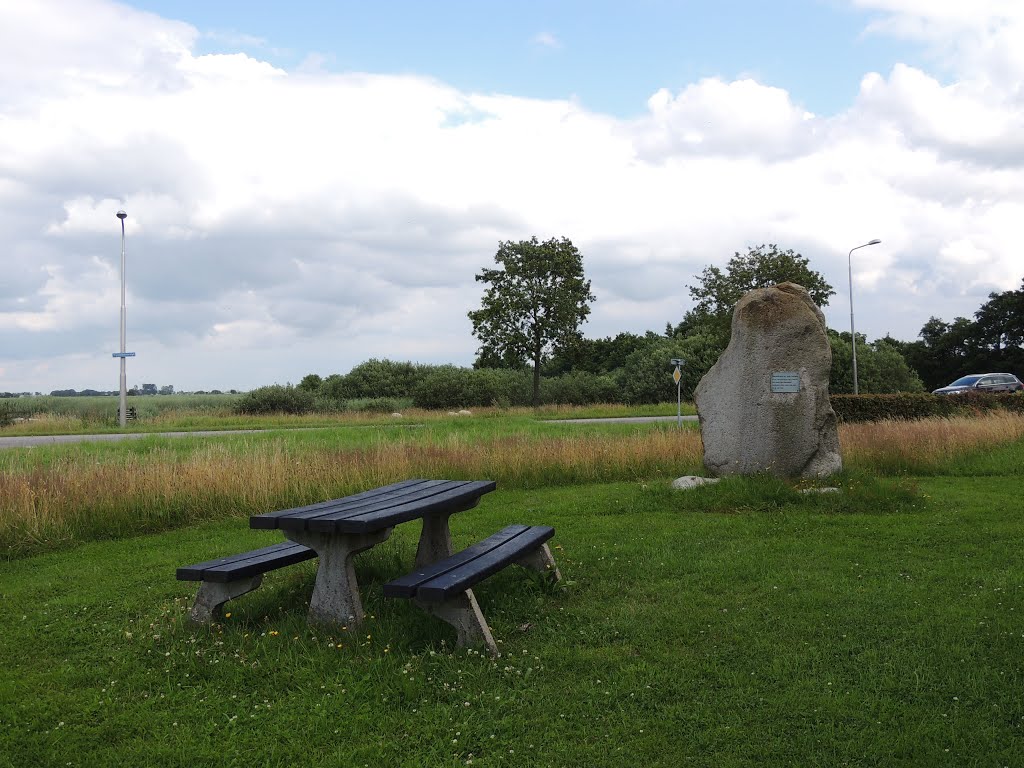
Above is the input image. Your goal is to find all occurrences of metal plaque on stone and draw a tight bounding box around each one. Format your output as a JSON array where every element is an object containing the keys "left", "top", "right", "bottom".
[{"left": 770, "top": 371, "right": 801, "bottom": 393}]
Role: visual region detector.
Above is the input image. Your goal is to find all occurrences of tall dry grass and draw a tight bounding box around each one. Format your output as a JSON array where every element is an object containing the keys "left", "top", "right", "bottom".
[
  {"left": 839, "top": 411, "right": 1024, "bottom": 472},
  {"left": 0, "top": 429, "right": 704, "bottom": 556},
  {"left": 3, "top": 412, "right": 1023, "bottom": 557}
]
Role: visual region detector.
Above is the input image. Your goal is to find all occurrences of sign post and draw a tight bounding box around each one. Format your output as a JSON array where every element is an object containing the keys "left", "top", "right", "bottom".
[
  {"left": 114, "top": 210, "right": 131, "bottom": 428},
  {"left": 670, "top": 358, "right": 685, "bottom": 428}
]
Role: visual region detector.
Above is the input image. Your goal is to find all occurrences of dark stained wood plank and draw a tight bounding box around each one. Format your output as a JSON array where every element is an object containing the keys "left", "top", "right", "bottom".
[
  {"left": 382, "top": 525, "right": 531, "bottom": 598},
  {"left": 176, "top": 541, "right": 314, "bottom": 582},
  {"left": 409, "top": 525, "right": 554, "bottom": 602},
  {"left": 310, "top": 480, "right": 497, "bottom": 533},
  {"left": 249, "top": 478, "right": 428, "bottom": 529},
  {"left": 275, "top": 480, "right": 465, "bottom": 532}
]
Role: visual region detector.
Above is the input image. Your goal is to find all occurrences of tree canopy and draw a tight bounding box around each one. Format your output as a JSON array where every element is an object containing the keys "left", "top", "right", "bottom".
[
  {"left": 676, "top": 244, "right": 835, "bottom": 343},
  {"left": 468, "top": 237, "right": 595, "bottom": 405},
  {"left": 898, "top": 278, "right": 1024, "bottom": 390}
]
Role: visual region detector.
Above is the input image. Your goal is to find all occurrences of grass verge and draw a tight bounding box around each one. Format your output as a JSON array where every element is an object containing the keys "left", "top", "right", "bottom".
[{"left": 1, "top": 475, "right": 1021, "bottom": 766}]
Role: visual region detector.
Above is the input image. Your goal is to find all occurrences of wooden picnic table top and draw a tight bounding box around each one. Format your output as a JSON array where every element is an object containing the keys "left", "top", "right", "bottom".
[{"left": 249, "top": 479, "right": 496, "bottom": 535}]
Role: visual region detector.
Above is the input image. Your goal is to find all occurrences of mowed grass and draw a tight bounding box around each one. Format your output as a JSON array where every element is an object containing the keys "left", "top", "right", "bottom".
[
  {"left": 1, "top": 411, "right": 1023, "bottom": 765},
  {"left": 1, "top": 474, "right": 1022, "bottom": 767}
]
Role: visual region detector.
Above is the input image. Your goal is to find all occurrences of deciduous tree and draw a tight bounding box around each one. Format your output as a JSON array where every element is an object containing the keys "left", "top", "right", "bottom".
[{"left": 468, "top": 237, "right": 595, "bottom": 405}]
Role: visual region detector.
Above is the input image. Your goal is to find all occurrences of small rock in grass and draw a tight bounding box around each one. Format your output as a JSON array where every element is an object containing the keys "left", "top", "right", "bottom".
[
  {"left": 671, "top": 476, "right": 721, "bottom": 490},
  {"left": 457, "top": 409, "right": 472, "bottom": 416},
  {"left": 390, "top": 412, "right": 403, "bottom": 418}
]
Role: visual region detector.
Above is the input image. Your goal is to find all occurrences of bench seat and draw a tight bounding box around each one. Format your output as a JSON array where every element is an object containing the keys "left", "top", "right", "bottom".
[
  {"left": 177, "top": 542, "right": 316, "bottom": 623},
  {"left": 384, "top": 524, "right": 559, "bottom": 654},
  {"left": 177, "top": 541, "right": 316, "bottom": 583}
]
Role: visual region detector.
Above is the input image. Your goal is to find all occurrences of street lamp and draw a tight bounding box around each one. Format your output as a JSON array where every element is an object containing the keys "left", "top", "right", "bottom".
[
  {"left": 112, "top": 210, "right": 135, "bottom": 427},
  {"left": 848, "top": 238, "right": 881, "bottom": 395}
]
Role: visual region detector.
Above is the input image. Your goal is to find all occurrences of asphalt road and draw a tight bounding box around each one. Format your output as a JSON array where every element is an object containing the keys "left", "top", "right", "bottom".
[{"left": 0, "top": 429, "right": 269, "bottom": 449}]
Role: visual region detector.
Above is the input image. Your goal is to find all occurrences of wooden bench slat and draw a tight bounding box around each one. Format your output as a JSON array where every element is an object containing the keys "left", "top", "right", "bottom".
[
  {"left": 308, "top": 480, "right": 497, "bottom": 533},
  {"left": 415, "top": 526, "right": 554, "bottom": 602},
  {"left": 382, "top": 524, "right": 532, "bottom": 598},
  {"left": 281, "top": 479, "right": 450, "bottom": 523},
  {"left": 384, "top": 524, "right": 554, "bottom": 602},
  {"left": 279, "top": 480, "right": 467, "bottom": 532},
  {"left": 250, "top": 479, "right": 429, "bottom": 529},
  {"left": 176, "top": 541, "right": 305, "bottom": 579},
  {"left": 176, "top": 541, "right": 315, "bottom": 583}
]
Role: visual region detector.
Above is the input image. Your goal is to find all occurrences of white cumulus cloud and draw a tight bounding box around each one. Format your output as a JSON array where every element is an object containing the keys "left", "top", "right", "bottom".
[{"left": 0, "top": 0, "right": 1022, "bottom": 392}]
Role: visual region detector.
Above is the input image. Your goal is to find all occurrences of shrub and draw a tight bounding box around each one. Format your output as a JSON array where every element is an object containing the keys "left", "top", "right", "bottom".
[
  {"left": 540, "top": 371, "right": 621, "bottom": 405},
  {"left": 411, "top": 366, "right": 471, "bottom": 410},
  {"left": 828, "top": 334, "right": 925, "bottom": 394},
  {"left": 234, "top": 385, "right": 316, "bottom": 415},
  {"left": 412, "top": 366, "right": 532, "bottom": 409},
  {"left": 616, "top": 334, "right": 721, "bottom": 404},
  {"left": 320, "top": 374, "right": 348, "bottom": 401},
  {"left": 346, "top": 397, "right": 411, "bottom": 414},
  {"left": 297, "top": 374, "right": 323, "bottom": 393},
  {"left": 474, "top": 368, "right": 533, "bottom": 407},
  {"left": 312, "top": 395, "right": 349, "bottom": 413},
  {"left": 340, "top": 359, "right": 422, "bottom": 399}
]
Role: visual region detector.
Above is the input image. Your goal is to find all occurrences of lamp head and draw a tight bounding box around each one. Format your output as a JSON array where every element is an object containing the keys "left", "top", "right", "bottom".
[
  {"left": 116, "top": 210, "right": 127, "bottom": 220},
  {"left": 867, "top": 238, "right": 881, "bottom": 245}
]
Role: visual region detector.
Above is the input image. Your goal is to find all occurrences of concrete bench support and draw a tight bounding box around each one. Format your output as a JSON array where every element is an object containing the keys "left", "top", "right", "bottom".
[
  {"left": 416, "top": 589, "right": 497, "bottom": 654},
  {"left": 190, "top": 576, "right": 263, "bottom": 624}
]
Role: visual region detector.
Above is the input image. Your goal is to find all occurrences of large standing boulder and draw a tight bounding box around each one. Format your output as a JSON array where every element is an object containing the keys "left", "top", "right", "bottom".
[{"left": 694, "top": 282, "right": 841, "bottom": 478}]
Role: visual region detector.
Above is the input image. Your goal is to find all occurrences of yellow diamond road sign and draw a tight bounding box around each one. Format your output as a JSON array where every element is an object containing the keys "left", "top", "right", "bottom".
[{"left": 673, "top": 367, "right": 681, "bottom": 384}]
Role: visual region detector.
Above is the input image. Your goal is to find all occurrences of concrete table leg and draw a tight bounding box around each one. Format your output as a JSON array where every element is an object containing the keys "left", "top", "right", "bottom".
[
  {"left": 286, "top": 528, "right": 393, "bottom": 628},
  {"left": 415, "top": 512, "right": 454, "bottom": 567},
  {"left": 189, "top": 575, "right": 263, "bottom": 624},
  {"left": 418, "top": 589, "right": 498, "bottom": 656},
  {"left": 414, "top": 497, "right": 482, "bottom": 567},
  {"left": 515, "top": 543, "right": 562, "bottom": 583}
]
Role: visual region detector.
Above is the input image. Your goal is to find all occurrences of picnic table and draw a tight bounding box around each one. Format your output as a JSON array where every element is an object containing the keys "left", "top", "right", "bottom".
[
  {"left": 248, "top": 478, "right": 496, "bottom": 627},
  {"left": 179, "top": 478, "right": 560, "bottom": 652}
]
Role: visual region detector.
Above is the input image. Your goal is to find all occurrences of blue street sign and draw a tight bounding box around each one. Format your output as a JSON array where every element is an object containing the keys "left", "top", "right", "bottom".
[{"left": 112, "top": 352, "right": 137, "bottom": 358}]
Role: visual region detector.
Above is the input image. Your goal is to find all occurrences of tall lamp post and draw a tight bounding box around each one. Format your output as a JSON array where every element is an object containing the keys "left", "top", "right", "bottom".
[
  {"left": 113, "top": 210, "right": 134, "bottom": 427},
  {"left": 848, "top": 238, "right": 881, "bottom": 395}
]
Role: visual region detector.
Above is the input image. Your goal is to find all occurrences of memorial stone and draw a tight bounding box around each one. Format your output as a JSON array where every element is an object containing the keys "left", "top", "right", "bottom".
[{"left": 694, "top": 282, "right": 842, "bottom": 478}]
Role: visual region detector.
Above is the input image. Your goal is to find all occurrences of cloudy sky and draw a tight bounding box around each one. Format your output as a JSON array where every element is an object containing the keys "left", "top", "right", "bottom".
[{"left": 2, "top": 0, "right": 1023, "bottom": 393}]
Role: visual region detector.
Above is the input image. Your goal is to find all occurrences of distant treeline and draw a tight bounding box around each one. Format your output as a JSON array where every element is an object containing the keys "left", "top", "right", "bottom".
[
  {"left": 29, "top": 387, "right": 240, "bottom": 397},
  {"left": 263, "top": 333, "right": 922, "bottom": 414}
]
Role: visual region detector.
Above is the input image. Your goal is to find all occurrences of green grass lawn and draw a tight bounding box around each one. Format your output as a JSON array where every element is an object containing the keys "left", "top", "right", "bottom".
[{"left": 2, "top": 465, "right": 1022, "bottom": 766}]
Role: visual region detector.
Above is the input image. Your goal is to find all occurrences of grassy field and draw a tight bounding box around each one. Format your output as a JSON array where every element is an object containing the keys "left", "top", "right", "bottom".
[
  {"left": 1, "top": 411, "right": 1023, "bottom": 766},
  {"left": 0, "top": 396, "right": 696, "bottom": 437}
]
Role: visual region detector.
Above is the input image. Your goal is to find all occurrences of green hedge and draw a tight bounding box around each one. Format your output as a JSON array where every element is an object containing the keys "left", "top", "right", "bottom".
[
  {"left": 539, "top": 371, "right": 620, "bottom": 405},
  {"left": 411, "top": 367, "right": 533, "bottom": 410},
  {"left": 409, "top": 367, "right": 625, "bottom": 410},
  {"left": 831, "top": 392, "right": 1024, "bottom": 423},
  {"left": 234, "top": 385, "right": 317, "bottom": 415}
]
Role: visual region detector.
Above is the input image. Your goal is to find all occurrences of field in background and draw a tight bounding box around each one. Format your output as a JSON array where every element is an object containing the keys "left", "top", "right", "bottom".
[{"left": 0, "top": 396, "right": 696, "bottom": 437}]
